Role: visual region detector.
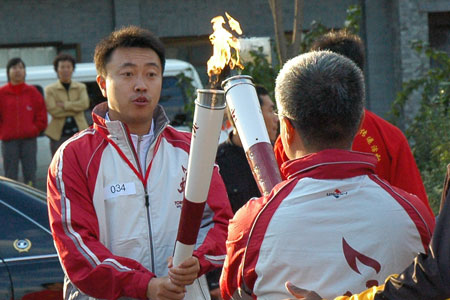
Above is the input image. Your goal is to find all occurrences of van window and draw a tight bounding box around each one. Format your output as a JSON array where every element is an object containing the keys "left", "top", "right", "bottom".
[{"left": 160, "top": 76, "right": 189, "bottom": 125}]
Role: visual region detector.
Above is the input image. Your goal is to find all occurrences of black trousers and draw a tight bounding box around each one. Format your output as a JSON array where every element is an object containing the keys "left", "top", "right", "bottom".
[
  {"left": 49, "top": 135, "right": 72, "bottom": 157},
  {"left": 1, "top": 137, "right": 37, "bottom": 185}
]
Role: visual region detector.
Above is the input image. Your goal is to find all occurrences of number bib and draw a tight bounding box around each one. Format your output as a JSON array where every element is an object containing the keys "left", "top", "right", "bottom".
[{"left": 104, "top": 182, "right": 137, "bottom": 199}]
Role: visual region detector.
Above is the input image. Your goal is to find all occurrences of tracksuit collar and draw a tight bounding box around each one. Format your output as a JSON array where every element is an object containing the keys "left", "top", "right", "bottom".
[{"left": 281, "top": 149, "right": 378, "bottom": 181}]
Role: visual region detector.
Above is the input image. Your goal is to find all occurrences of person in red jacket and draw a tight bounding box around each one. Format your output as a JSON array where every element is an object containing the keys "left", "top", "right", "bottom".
[
  {"left": 273, "top": 30, "right": 431, "bottom": 215},
  {"left": 0, "top": 57, "right": 47, "bottom": 186}
]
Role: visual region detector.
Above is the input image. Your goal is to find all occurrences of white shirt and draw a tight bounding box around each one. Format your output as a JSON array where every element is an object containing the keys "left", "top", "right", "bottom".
[{"left": 105, "top": 112, "right": 154, "bottom": 173}]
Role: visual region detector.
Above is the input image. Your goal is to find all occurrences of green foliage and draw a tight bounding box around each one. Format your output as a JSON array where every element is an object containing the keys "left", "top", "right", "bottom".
[
  {"left": 241, "top": 4, "right": 362, "bottom": 102},
  {"left": 391, "top": 40, "right": 450, "bottom": 214},
  {"left": 240, "top": 47, "right": 279, "bottom": 100},
  {"left": 344, "top": 4, "right": 362, "bottom": 34},
  {"left": 299, "top": 21, "right": 329, "bottom": 53}
]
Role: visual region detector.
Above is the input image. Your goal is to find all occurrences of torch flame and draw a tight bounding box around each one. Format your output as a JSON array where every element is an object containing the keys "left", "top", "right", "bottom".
[
  {"left": 207, "top": 12, "right": 244, "bottom": 80},
  {"left": 225, "top": 12, "right": 242, "bottom": 35}
]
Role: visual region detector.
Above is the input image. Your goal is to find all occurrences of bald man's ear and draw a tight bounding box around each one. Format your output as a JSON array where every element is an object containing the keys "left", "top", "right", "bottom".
[
  {"left": 358, "top": 109, "right": 365, "bottom": 131},
  {"left": 96, "top": 75, "right": 107, "bottom": 98},
  {"left": 281, "top": 117, "right": 296, "bottom": 145}
]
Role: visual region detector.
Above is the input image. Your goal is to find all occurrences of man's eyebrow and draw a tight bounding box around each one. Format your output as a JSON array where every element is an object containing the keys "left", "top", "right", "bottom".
[{"left": 118, "top": 62, "right": 160, "bottom": 69}]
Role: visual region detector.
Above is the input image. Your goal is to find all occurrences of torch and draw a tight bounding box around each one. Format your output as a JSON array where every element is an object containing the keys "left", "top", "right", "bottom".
[
  {"left": 222, "top": 75, "right": 282, "bottom": 195},
  {"left": 172, "top": 89, "right": 226, "bottom": 267}
]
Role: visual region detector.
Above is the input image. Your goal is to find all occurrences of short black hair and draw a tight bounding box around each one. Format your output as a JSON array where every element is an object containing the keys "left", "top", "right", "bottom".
[
  {"left": 6, "top": 57, "right": 25, "bottom": 82},
  {"left": 53, "top": 53, "right": 76, "bottom": 72},
  {"left": 275, "top": 51, "right": 365, "bottom": 150},
  {"left": 310, "top": 29, "right": 365, "bottom": 70},
  {"left": 255, "top": 85, "right": 269, "bottom": 106},
  {"left": 94, "top": 25, "right": 166, "bottom": 76}
]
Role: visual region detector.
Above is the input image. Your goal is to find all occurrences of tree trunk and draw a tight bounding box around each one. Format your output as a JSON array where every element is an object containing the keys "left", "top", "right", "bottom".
[{"left": 269, "top": 0, "right": 304, "bottom": 64}]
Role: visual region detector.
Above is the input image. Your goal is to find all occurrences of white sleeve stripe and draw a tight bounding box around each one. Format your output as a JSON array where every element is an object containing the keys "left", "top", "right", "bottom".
[
  {"left": 204, "top": 254, "right": 226, "bottom": 261},
  {"left": 102, "top": 258, "right": 132, "bottom": 271},
  {"left": 57, "top": 131, "right": 101, "bottom": 267}
]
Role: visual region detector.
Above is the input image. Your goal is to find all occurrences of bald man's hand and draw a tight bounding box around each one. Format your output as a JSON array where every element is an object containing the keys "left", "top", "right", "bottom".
[{"left": 283, "top": 282, "right": 324, "bottom": 300}]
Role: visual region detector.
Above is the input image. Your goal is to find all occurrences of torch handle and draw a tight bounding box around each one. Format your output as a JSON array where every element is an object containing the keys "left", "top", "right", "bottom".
[
  {"left": 246, "top": 142, "right": 282, "bottom": 195},
  {"left": 172, "top": 89, "right": 225, "bottom": 269}
]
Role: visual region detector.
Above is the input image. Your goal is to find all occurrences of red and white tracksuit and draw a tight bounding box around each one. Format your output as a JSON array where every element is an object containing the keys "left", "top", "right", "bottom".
[
  {"left": 220, "top": 149, "right": 435, "bottom": 300},
  {"left": 48, "top": 103, "right": 233, "bottom": 300}
]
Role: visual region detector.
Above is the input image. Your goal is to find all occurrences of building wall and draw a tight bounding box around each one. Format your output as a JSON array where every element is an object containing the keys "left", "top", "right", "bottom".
[
  {"left": 0, "top": 0, "right": 114, "bottom": 63},
  {"left": 1, "top": 0, "right": 446, "bottom": 118},
  {"left": 397, "top": 0, "right": 429, "bottom": 122},
  {"left": 363, "top": 0, "right": 399, "bottom": 117}
]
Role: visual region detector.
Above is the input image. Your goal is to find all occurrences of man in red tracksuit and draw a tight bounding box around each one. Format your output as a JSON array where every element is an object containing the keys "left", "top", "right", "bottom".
[
  {"left": 0, "top": 57, "right": 47, "bottom": 186},
  {"left": 47, "top": 26, "right": 232, "bottom": 300},
  {"left": 273, "top": 30, "right": 431, "bottom": 215}
]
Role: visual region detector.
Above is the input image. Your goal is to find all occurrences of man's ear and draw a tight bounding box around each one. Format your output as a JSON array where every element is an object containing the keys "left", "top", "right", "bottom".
[
  {"left": 282, "top": 117, "right": 296, "bottom": 145},
  {"left": 358, "top": 109, "right": 365, "bottom": 131},
  {"left": 96, "top": 75, "right": 107, "bottom": 98}
]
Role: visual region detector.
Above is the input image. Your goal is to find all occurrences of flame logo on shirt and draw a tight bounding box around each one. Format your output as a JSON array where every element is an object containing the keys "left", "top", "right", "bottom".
[{"left": 342, "top": 237, "right": 380, "bottom": 289}]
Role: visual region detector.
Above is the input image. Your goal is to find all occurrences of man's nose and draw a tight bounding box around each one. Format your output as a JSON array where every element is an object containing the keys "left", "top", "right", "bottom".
[{"left": 134, "top": 75, "right": 147, "bottom": 92}]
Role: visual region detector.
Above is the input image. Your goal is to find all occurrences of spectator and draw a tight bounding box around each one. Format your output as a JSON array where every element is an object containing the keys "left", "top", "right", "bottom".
[
  {"left": 0, "top": 58, "right": 47, "bottom": 186},
  {"left": 44, "top": 53, "right": 90, "bottom": 156},
  {"left": 47, "top": 26, "right": 232, "bottom": 300},
  {"left": 273, "top": 30, "right": 431, "bottom": 214},
  {"left": 220, "top": 51, "right": 435, "bottom": 300}
]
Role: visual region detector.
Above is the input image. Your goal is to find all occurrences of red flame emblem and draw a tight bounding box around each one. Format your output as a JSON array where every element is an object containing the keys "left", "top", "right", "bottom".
[
  {"left": 193, "top": 123, "right": 199, "bottom": 135},
  {"left": 231, "top": 108, "right": 237, "bottom": 122},
  {"left": 342, "top": 237, "right": 381, "bottom": 274}
]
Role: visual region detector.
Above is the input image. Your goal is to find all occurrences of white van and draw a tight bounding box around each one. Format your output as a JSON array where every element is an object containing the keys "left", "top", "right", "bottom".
[{"left": 0, "top": 59, "right": 203, "bottom": 190}]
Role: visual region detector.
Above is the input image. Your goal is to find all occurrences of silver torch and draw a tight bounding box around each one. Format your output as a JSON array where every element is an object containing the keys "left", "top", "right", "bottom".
[
  {"left": 173, "top": 89, "right": 226, "bottom": 268},
  {"left": 222, "top": 75, "right": 282, "bottom": 195}
]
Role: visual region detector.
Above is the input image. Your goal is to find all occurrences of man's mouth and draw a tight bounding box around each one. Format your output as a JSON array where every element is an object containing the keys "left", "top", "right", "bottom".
[{"left": 133, "top": 96, "right": 149, "bottom": 104}]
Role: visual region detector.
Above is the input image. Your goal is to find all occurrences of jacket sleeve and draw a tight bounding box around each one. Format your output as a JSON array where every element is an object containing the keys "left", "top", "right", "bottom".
[
  {"left": 45, "top": 86, "right": 79, "bottom": 118},
  {"left": 45, "top": 86, "right": 73, "bottom": 117},
  {"left": 33, "top": 87, "right": 48, "bottom": 133},
  {"left": 388, "top": 129, "right": 432, "bottom": 214},
  {"left": 63, "top": 83, "right": 90, "bottom": 112},
  {"left": 47, "top": 144, "right": 154, "bottom": 300},
  {"left": 193, "top": 165, "right": 234, "bottom": 276}
]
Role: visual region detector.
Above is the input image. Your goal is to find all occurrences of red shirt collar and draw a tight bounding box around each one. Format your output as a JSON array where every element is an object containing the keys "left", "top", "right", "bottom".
[{"left": 281, "top": 149, "right": 378, "bottom": 181}]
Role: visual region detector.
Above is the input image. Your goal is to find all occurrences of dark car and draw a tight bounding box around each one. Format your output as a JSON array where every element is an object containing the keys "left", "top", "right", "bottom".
[{"left": 0, "top": 176, "right": 64, "bottom": 300}]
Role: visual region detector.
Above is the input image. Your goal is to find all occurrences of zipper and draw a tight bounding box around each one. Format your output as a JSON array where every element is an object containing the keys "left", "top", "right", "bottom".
[{"left": 144, "top": 190, "right": 155, "bottom": 273}]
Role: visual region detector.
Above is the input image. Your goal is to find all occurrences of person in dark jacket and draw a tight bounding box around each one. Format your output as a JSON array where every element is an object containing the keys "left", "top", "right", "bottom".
[{"left": 0, "top": 57, "right": 47, "bottom": 186}]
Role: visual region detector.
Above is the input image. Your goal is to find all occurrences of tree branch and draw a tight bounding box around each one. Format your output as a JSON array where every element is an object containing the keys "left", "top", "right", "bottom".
[
  {"left": 289, "top": 0, "right": 304, "bottom": 58},
  {"left": 269, "top": 0, "right": 287, "bottom": 64}
]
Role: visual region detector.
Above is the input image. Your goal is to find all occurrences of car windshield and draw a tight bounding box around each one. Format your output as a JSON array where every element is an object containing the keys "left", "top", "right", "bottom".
[{"left": 0, "top": 179, "right": 46, "bottom": 202}]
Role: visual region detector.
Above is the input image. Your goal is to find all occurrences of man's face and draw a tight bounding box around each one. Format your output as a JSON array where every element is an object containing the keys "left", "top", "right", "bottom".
[
  {"left": 9, "top": 62, "right": 26, "bottom": 85},
  {"left": 260, "top": 94, "right": 279, "bottom": 143},
  {"left": 97, "top": 47, "right": 162, "bottom": 135},
  {"left": 57, "top": 60, "right": 74, "bottom": 83}
]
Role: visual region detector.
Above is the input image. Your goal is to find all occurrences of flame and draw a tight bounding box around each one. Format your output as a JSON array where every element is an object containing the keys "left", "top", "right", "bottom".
[
  {"left": 207, "top": 12, "right": 244, "bottom": 80},
  {"left": 225, "top": 12, "right": 242, "bottom": 35}
]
